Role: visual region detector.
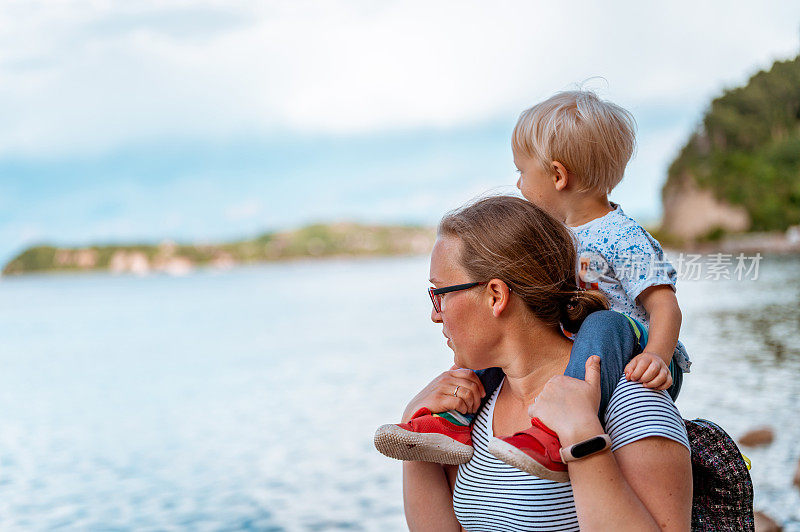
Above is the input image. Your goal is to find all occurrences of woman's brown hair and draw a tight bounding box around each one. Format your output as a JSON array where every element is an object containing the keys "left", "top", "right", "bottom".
[{"left": 438, "top": 195, "right": 607, "bottom": 333}]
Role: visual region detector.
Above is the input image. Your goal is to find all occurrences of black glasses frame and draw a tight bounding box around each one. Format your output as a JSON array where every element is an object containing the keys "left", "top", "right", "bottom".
[{"left": 428, "top": 282, "right": 486, "bottom": 313}]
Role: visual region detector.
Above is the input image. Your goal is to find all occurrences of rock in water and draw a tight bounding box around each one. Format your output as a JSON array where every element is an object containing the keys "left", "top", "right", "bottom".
[
  {"left": 738, "top": 427, "right": 774, "bottom": 447},
  {"left": 754, "top": 511, "right": 782, "bottom": 532},
  {"left": 793, "top": 458, "right": 800, "bottom": 490}
]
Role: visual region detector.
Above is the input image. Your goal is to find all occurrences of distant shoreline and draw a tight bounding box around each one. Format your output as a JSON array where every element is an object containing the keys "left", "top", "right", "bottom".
[
  {"left": 1, "top": 222, "right": 437, "bottom": 277},
  {"left": 0, "top": 252, "right": 435, "bottom": 282},
  {"left": 6, "top": 223, "right": 800, "bottom": 277}
]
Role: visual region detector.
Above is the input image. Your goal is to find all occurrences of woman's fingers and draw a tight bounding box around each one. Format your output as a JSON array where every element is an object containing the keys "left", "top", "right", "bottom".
[
  {"left": 404, "top": 369, "right": 487, "bottom": 421},
  {"left": 406, "top": 368, "right": 487, "bottom": 417},
  {"left": 438, "top": 379, "right": 479, "bottom": 412},
  {"left": 446, "top": 394, "right": 471, "bottom": 414},
  {"left": 526, "top": 371, "right": 604, "bottom": 438},
  {"left": 447, "top": 368, "right": 486, "bottom": 398},
  {"left": 440, "top": 384, "right": 471, "bottom": 413},
  {"left": 583, "top": 356, "right": 601, "bottom": 389},
  {"left": 441, "top": 386, "right": 475, "bottom": 414}
]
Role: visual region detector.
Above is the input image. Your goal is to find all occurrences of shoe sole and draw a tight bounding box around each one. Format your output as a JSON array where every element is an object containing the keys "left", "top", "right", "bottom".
[
  {"left": 488, "top": 437, "right": 570, "bottom": 483},
  {"left": 374, "top": 424, "right": 473, "bottom": 465}
]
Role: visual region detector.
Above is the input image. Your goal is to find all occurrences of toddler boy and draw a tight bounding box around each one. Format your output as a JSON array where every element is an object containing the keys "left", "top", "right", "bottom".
[{"left": 374, "top": 90, "right": 690, "bottom": 480}]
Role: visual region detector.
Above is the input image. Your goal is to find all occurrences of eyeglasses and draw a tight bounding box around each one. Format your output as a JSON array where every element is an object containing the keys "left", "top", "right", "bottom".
[{"left": 428, "top": 282, "right": 486, "bottom": 313}]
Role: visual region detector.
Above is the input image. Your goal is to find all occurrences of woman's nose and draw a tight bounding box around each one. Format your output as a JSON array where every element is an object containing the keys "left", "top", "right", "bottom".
[{"left": 431, "top": 306, "right": 443, "bottom": 323}]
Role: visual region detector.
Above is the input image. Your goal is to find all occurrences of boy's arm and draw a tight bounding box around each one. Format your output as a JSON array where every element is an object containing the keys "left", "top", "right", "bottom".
[
  {"left": 638, "top": 285, "right": 681, "bottom": 363},
  {"left": 604, "top": 225, "right": 681, "bottom": 388},
  {"left": 625, "top": 285, "right": 681, "bottom": 389}
]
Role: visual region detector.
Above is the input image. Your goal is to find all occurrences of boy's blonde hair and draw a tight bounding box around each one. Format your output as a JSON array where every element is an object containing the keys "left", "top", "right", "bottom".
[{"left": 512, "top": 90, "right": 636, "bottom": 194}]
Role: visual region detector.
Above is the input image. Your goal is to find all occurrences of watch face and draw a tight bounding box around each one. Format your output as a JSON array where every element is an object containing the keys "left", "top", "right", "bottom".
[{"left": 571, "top": 436, "right": 608, "bottom": 458}]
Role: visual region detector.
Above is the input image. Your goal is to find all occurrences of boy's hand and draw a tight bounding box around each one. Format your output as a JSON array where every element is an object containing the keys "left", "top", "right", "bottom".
[{"left": 624, "top": 352, "right": 672, "bottom": 390}]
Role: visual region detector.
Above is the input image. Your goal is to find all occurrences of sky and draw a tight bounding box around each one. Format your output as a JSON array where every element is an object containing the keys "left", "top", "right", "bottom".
[{"left": 1, "top": 0, "right": 800, "bottom": 264}]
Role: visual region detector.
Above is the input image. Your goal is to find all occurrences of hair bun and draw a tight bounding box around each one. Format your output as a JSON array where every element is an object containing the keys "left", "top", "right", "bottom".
[
  {"left": 565, "top": 294, "right": 578, "bottom": 310},
  {"left": 559, "top": 289, "right": 609, "bottom": 334}
]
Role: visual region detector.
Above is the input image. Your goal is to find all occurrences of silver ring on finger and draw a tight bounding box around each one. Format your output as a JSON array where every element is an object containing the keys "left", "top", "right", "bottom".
[{"left": 453, "top": 385, "right": 460, "bottom": 397}]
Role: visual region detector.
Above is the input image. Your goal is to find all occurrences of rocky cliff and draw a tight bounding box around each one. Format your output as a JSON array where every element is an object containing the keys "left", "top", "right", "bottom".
[{"left": 661, "top": 55, "right": 800, "bottom": 241}]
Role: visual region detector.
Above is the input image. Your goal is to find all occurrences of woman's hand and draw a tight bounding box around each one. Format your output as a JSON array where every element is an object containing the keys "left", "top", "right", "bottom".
[
  {"left": 527, "top": 356, "right": 604, "bottom": 446},
  {"left": 402, "top": 366, "right": 486, "bottom": 423}
]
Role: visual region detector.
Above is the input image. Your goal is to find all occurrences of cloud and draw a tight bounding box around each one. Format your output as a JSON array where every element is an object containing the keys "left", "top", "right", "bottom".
[{"left": 0, "top": 0, "right": 799, "bottom": 157}]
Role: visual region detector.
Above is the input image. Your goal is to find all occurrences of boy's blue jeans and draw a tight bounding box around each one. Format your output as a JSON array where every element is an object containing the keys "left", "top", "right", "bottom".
[{"left": 465, "top": 310, "right": 685, "bottom": 425}]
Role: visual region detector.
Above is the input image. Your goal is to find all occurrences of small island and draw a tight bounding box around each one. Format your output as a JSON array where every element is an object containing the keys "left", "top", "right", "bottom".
[{"left": 1, "top": 222, "right": 436, "bottom": 276}]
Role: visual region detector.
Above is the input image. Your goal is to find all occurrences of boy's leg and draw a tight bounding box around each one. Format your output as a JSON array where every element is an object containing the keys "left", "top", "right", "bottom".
[
  {"left": 374, "top": 367, "right": 504, "bottom": 464},
  {"left": 565, "top": 310, "right": 647, "bottom": 420}
]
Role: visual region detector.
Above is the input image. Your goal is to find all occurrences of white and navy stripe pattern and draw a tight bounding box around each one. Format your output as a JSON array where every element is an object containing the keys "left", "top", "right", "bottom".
[
  {"left": 452, "top": 377, "right": 689, "bottom": 531},
  {"left": 606, "top": 377, "right": 690, "bottom": 452}
]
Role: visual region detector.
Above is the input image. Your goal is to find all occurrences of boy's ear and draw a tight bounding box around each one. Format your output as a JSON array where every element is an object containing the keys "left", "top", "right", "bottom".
[
  {"left": 551, "top": 161, "right": 569, "bottom": 191},
  {"left": 486, "top": 278, "right": 511, "bottom": 317}
]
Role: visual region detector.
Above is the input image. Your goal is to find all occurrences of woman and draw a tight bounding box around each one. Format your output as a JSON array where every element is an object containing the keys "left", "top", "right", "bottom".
[{"left": 403, "top": 196, "right": 692, "bottom": 531}]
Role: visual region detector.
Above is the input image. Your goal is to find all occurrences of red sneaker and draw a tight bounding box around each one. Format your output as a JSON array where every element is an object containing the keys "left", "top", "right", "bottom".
[
  {"left": 374, "top": 407, "right": 474, "bottom": 465},
  {"left": 488, "top": 417, "right": 569, "bottom": 482}
]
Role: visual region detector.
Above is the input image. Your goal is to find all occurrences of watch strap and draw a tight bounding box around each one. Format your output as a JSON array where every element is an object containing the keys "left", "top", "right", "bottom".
[{"left": 559, "top": 434, "right": 612, "bottom": 462}]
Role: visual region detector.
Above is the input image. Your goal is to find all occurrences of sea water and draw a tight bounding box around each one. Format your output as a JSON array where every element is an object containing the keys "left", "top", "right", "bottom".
[{"left": 0, "top": 255, "right": 798, "bottom": 530}]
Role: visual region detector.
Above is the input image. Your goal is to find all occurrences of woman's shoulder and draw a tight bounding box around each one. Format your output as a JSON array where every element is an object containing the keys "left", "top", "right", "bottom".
[{"left": 604, "top": 377, "right": 690, "bottom": 452}]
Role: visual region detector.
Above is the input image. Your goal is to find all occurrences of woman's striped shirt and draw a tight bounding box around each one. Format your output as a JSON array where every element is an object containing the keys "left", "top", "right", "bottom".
[{"left": 452, "top": 377, "right": 690, "bottom": 531}]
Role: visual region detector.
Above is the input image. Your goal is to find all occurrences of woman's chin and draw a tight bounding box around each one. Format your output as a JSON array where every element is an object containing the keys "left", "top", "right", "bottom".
[
  {"left": 453, "top": 353, "right": 468, "bottom": 369},
  {"left": 450, "top": 343, "right": 472, "bottom": 368}
]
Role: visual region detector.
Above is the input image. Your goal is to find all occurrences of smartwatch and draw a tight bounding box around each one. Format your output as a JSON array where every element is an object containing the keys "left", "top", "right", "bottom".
[{"left": 559, "top": 434, "right": 612, "bottom": 462}]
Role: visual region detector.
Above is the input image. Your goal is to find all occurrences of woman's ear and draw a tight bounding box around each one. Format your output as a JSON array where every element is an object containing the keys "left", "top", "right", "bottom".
[
  {"left": 486, "top": 279, "right": 512, "bottom": 317},
  {"left": 551, "top": 161, "right": 569, "bottom": 191}
]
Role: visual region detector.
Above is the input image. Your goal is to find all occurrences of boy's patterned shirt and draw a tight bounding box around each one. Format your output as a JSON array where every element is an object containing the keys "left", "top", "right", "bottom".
[{"left": 570, "top": 203, "right": 677, "bottom": 328}]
